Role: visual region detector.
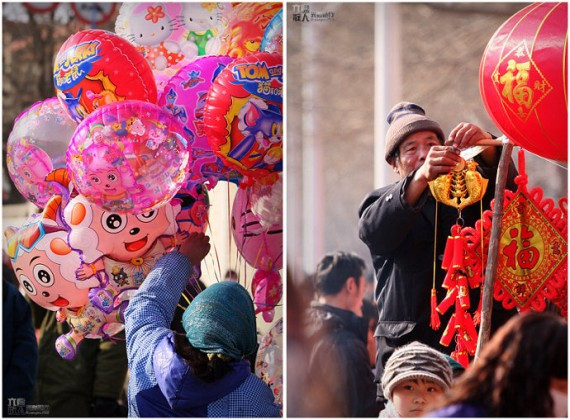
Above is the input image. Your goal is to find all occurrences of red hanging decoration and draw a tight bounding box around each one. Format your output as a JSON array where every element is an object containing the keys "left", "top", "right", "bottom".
[{"left": 463, "top": 149, "right": 568, "bottom": 318}]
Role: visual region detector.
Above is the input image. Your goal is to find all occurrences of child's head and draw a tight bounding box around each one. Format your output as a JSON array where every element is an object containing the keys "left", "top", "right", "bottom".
[{"left": 382, "top": 341, "right": 453, "bottom": 417}]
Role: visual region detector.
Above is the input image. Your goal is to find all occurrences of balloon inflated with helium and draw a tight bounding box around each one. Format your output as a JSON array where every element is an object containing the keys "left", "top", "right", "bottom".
[
  {"left": 6, "top": 98, "right": 77, "bottom": 209},
  {"left": 231, "top": 184, "right": 282, "bottom": 270},
  {"left": 204, "top": 52, "right": 283, "bottom": 180},
  {"left": 66, "top": 100, "right": 190, "bottom": 214},
  {"left": 255, "top": 318, "right": 283, "bottom": 406},
  {"left": 480, "top": 2, "right": 567, "bottom": 161},
  {"left": 54, "top": 29, "right": 157, "bottom": 123},
  {"left": 175, "top": 185, "right": 210, "bottom": 235},
  {"left": 3, "top": 197, "right": 126, "bottom": 361},
  {"left": 260, "top": 9, "right": 283, "bottom": 54},
  {"left": 159, "top": 55, "right": 235, "bottom": 190},
  {"left": 221, "top": 2, "right": 281, "bottom": 58}
]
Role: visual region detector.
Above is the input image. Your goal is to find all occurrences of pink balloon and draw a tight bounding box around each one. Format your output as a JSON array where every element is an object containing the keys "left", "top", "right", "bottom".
[
  {"left": 159, "top": 55, "right": 239, "bottom": 193},
  {"left": 251, "top": 268, "right": 282, "bottom": 323},
  {"left": 231, "top": 185, "right": 282, "bottom": 270},
  {"left": 66, "top": 100, "right": 191, "bottom": 214}
]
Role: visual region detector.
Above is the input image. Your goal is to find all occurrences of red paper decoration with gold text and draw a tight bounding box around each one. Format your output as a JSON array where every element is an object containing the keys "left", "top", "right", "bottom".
[
  {"left": 480, "top": 3, "right": 568, "bottom": 162},
  {"left": 462, "top": 150, "right": 568, "bottom": 318}
]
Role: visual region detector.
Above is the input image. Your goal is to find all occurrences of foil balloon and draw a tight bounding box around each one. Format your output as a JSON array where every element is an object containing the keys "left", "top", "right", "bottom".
[
  {"left": 260, "top": 9, "right": 283, "bottom": 54},
  {"left": 175, "top": 184, "right": 210, "bottom": 235},
  {"left": 3, "top": 196, "right": 125, "bottom": 360},
  {"left": 255, "top": 318, "right": 283, "bottom": 407},
  {"left": 250, "top": 173, "right": 282, "bottom": 229},
  {"left": 54, "top": 29, "right": 157, "bottom": 123},
  {"left": 251, "top": 268, "right": 282, "bottom": 323},
  {"left": 204, "top": 52, "right": 283, "bottom": 180},
  {"left": 6, "top": 98, "right": 77, "bottom": 209},
  {"left": 63, "top": 193, "right": 181, "bottom": 308},
  {"left": 480, "top": 2, "right": 567, "bottom": 161},
  {"left": 159, "top": 55, "right": 235, "bottom": 191},
  {"left": 221, "top": 2, "right": 282, "bottom": 58},
  {"left": 66, "top": 100, "right": 190, "bottom": 214},
  {"left": 231, "top": 184, "right": 282, "bottom": 270}
]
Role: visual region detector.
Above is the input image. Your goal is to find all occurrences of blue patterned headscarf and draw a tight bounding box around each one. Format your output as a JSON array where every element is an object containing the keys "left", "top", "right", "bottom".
[{"left": 182, "top": 281, "right": 258, "bottom": 360}]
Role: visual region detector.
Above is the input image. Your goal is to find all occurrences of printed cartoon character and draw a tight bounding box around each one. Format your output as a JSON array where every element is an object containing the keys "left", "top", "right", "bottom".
[
  {"left": 63, "top": 194, "right": 183, "bottom": 309},
  {"left": 126, "top": 116, "right": 146, "bottom": 136},
  {"left": 82, "top": 143, "right": 144, "bottom": 211},
  {"left": 7, "top": 142, "right": 54, "bottom": 205},
  {"left": 84, "top": 71, "right": 125, "bottom": 110},
  {"left": 228, "top": 98, "right": 283, "bottom": 170},
  {"left": 182, "top": 3, "right": 224, "bottom": 58},
  {"left": 4, "top": 196, "right": 126, "bottom": 360},
  {"left": 57, "top": 89, "right": 88, "bottom": 123},
  {"left": 128, "top": 3, "right": 184, "bottom": 71},
  {"left": 224, "top": 4, "right": 279, "bottom": 58},
  {"left": 175, "top": 187, "right": 209, "bottom": 235}
]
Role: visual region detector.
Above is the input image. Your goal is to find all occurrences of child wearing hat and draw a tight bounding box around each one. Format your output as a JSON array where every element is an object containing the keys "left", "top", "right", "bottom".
[{"left": 380, "top": 341, "right": 453, "bottom": 418}]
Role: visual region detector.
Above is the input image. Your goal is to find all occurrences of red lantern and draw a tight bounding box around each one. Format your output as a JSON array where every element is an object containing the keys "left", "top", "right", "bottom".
[
  {"left": 54, "top": 30, "right": 157, "bottom": 123},
  {"left": 480, "top": 3, "right": 568, "bottom": 162}
]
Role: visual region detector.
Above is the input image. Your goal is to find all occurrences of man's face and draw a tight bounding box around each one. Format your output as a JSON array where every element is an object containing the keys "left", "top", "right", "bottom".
[{"left": 391, "top": 131, "right": 441, "bottom": 178}]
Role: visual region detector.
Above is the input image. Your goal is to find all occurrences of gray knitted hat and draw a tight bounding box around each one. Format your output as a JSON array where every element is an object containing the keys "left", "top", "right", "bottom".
[
  {"left": 381, "top": 341, "right": 453, "bottom": 400},
  {"left": 384, "top": 102, "right": 445, "bottom": 163}
]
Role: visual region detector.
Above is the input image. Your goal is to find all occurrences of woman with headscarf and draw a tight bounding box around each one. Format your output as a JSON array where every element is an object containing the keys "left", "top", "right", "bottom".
[{"left": 124, "top": 232, "right": 280, "bottom": 417}]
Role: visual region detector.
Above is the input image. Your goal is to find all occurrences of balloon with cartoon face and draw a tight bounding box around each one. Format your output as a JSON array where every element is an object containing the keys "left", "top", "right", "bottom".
[
  {"left": 231, "top": 184, "right": 282, "bottom": 271},
  {"left": 4, "top": 196, "right": 125, "bottom": 360},
  {"left": 180, "top": 3, "right": 230, "bottom": 59},
  {"left": 63, "top": 194, "right": 181, "bottom": 304}
]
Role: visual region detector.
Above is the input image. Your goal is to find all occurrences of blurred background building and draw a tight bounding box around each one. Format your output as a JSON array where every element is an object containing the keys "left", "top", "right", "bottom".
[{"left": 287, "top": 2, "right": 567, "bottom": 294}]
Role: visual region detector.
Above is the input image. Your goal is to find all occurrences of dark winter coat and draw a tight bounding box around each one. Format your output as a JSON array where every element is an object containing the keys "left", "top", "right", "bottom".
[
  {"left": 305, "top": 302, "right": 378, "bottom": 417},
  {"left": 358, "top": 154, "right": 518, "bottom": 351}
]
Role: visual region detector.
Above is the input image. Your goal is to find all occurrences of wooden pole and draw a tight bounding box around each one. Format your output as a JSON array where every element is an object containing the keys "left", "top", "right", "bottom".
[{"left": 475, "top": 136, "right": 514, "bottom": 359}]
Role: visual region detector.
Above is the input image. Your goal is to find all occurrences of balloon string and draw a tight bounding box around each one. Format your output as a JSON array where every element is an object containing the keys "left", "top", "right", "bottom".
[
  {"left": 206, "top": 222, "right": 223, "bottom": 283},
  {"left": 227, "top": 181, "right": 232, "bottom": 275}
]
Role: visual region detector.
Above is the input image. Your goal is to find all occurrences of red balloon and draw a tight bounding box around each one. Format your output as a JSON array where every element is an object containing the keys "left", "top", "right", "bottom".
[
  {"left": 204, "top": 52, "right": 283, "bottom": 179},
  {"left": 480, "top": 3, "right": 567, "bottom": 162},
  {"left": 54, "top": 29, "right": 157, "bottom": 123}
]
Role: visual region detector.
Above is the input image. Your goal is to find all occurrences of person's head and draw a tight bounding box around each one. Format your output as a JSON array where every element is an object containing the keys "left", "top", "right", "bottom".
[
  {"left": 361, "top": 299, "right": 379, "bottom": 368},
  {"left": 384, "top": 102, "right": 445, "bottom": 178},
  {"left": 313, "top": 251, "right": 366, "bottom": 317},
  {"left": 175, "top": 281, "right": 258, "bottom": 382},
  {"left": 223, "top": 269, "right": 238, "bottom": 282},
  {"left": 382, "top": 341, "right": 453, "bottom": 417},
  {"left": 440, "top": 312, "right": 567, "bottom": 417}
]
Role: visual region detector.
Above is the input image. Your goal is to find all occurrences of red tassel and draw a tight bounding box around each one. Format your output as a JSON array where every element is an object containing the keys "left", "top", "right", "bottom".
[
  {"left": 441, "top": 235, "right": 454, "bottom": 270},
  {"left": 436, "top": 287, "right": 458, "bottom": 315},
  {"left": 457, "top": 275, "right": 470, "bottom": 309},
  {"left": 440, "top": 314, "right": 457, "bottom": 347},
  {"left": 430, "top": 288, "right": 441, "bottom": 330}
]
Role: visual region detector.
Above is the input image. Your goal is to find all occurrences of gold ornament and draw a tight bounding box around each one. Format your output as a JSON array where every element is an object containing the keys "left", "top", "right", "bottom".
[{"left": 428, "top": 158, "right": 488, "bottom": 211}]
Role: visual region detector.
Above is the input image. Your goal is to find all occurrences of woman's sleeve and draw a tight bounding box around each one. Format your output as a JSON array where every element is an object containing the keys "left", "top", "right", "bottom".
[{"left": 124, "top": 251, "right": 193, "bottom": 394}]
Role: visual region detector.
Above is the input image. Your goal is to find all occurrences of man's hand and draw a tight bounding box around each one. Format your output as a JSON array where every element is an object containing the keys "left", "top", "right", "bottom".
[
  {"left": 446, "top": 122, "right": 499, "bottom": 165},
  {"left": 179, "top": 232, "right": 211, "bottom": 266},
  {"left": 446, "top": 122, "right": 492, "bottom": 150},
  {"left": 415, "top": 145, "right": 461, "bottom": 183},
  {"left": 404, "top": 146, "right": 461, "bottom": 206}
]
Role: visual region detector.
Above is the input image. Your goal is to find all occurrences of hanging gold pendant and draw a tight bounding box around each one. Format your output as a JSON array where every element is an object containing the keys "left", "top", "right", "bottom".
[{"left": 428, "top": 158, "right": 488, "bottom": 211}]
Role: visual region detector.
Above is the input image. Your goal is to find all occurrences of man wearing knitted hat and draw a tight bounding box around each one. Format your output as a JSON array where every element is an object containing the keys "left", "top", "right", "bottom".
[
  {"left": 380, "top": 341, "right": 453, "bottom": 417},
  {"left": 358, "top": 102, "right": 517, "bottom": 408}
]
